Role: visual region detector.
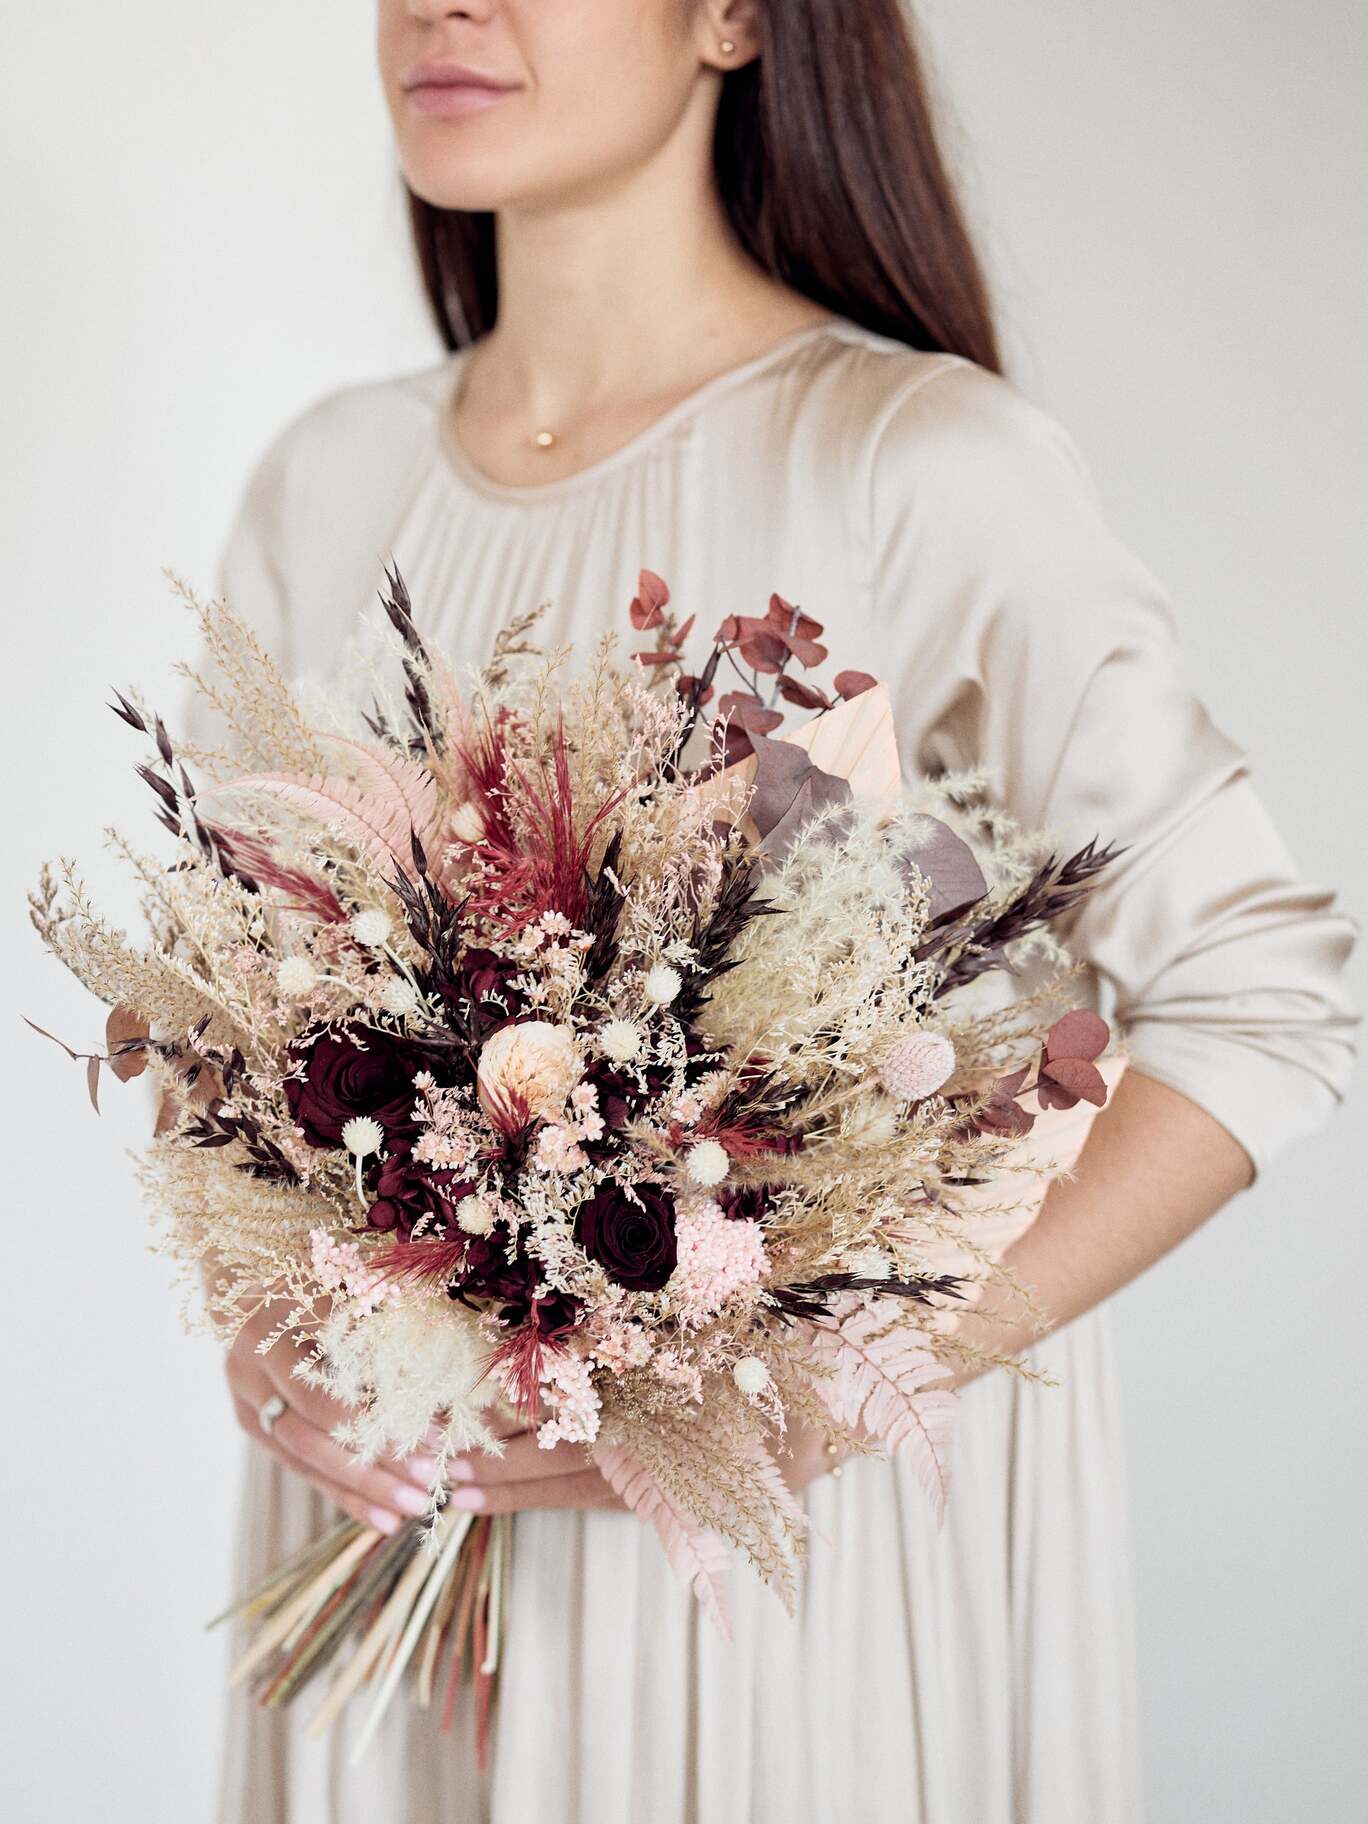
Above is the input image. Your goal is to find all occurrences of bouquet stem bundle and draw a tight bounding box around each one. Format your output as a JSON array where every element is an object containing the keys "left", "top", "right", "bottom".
[{"left": 214, "top": 1511, "right": 510, "bottom": 1765}]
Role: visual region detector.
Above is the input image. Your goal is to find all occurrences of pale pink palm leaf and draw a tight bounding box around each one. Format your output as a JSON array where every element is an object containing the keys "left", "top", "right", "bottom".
[
  {"left": 215, "top": 772, "right": 424, "bottom": 873},
  {"left": 806, "top": 1299, "right": 957, "bottom": 1521},
  {"left": 320, "top": 735, "right": 443, "bottom": 854},
  {"left": 594, "top": 1443, "right": 733, "bottom": 1636}
]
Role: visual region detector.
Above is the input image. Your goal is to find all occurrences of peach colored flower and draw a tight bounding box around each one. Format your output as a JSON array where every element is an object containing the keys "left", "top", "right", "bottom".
[{"left": 476, "top": 1020, "right": 581, "bottom": 1123}]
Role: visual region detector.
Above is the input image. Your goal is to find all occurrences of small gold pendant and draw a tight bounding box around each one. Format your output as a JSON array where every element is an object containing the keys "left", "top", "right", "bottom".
[{"left": 532, "top": 428, "right": 556, "bottom": 450}]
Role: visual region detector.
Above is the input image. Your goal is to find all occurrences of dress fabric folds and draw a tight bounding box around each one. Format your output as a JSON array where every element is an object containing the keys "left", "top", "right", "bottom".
[{"left": 209, "top": 318, "right": 1358, "bottom": 1824}]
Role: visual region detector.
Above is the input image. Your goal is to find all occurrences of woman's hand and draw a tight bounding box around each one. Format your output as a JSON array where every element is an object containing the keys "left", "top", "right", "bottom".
[
  {"left": 432, "top": 1418, "right": 847, "bottom": 1516},
  {"left": 226, "top": 1299, "right": 435, "bottom": 1535}
]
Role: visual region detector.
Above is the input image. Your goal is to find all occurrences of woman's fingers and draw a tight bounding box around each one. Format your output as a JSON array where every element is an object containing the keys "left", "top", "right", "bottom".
[
  {"left": 446, "top": 1431, "right": 591, "bottom": 1487},
  {"left": 443, "top": 1466, "right": 624, "bottom": 1516},
  {"left": 268, "top": 1406, "right": 434, "bottom": 1521},
  {"left": 231, "top": 1396, "right": 411, "bottom": 1535}
]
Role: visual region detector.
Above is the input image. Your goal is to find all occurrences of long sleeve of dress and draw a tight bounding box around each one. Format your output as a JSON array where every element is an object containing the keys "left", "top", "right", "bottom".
[{"left": 864, "top": 358, "right": 1359, "bottom": 1179}]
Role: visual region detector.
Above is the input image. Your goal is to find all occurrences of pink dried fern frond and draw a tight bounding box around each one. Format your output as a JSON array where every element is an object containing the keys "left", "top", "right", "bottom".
[
  {"left": 806, "top": 1299, "right": 957, "bottom": 1521},
  {"left": 215, "top": 772, "right": 426, "bottom": 872},
  {"left": 594, "top": 1443, "right": 733, "bottom": 1636},
  {"left": 320, "top": 735, "right": 443, "bottom": 853}
]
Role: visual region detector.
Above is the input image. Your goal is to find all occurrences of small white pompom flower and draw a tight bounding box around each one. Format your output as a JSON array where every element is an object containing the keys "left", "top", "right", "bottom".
[
  {"left": 350, "top": 908, "right": 392, "bottom": 948},
  {"left": 643, "top": 963, "right": 682, "bottom": 1006},
  {"left": 457, "top": 1195, "right": 497, "bottom": 1237},
  {"left": 878, "top": 1032, "right": 956, "bottom": 1102},
  {"left": 685, "top": 1138, "right": 730, "bottom": 1187},
  {"left": 340, "top": 1116, "right": 384, "bottom": 1158},
  {"left": 600, "top": 1018, "right": 643, "bottom": 1064},
  {"left": 275, "top": 955, "right": 316, "bottom": 998},
  {"left": 732, "top": 1356, "right": 770, "bottom": 1396},
  {"left": 380, "top": 977, "right": 421, "bottom": 1018}
]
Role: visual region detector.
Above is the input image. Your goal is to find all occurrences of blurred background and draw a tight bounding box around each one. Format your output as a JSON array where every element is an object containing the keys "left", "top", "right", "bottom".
[{"left": 2, "top": 3, "right": 1364, "bottom": 1818}]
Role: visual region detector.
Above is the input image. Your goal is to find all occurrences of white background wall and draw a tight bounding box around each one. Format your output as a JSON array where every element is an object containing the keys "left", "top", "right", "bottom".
[{"left": 2, "top": 4, "right": 1363, "bottom": 1819}]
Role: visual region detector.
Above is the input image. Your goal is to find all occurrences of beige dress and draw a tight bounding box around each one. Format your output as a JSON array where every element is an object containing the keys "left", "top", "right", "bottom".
[{"left": 209, "top": 319, "right": 1358, "bottom": 1824}]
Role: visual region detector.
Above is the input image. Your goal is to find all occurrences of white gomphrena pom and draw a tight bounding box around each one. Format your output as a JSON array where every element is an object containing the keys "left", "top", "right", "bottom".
[
  {"left": 450, "top": 801, "right": 484, "bottom": 845},
  {"left": 732, "top": 1356, "right": 770, "bottom": 1396},
  {"left": 340, "top": 1116, "right": 384, "bottom": 1158},
  {"left": 275, "top": 955, "right": 317, "bottom": 998},
  {"left": 380, "top": 978, "right": 421, "bottom": 1018},
  {"left": 878, "top": 1032, "right": 956, "bottom": 1102},
  {"left": 350, "top": 908, "right": 392, "bottom": 948},
  {"left": 600, "top": 1018, "right": 643, "bottom": 1064},
  {"left": 644, "top": 963, "right": 682, "bottom": 1006},
  {"left": 457, "top": 1195, "right": 497, "bottom": 1236},
  {"left": 685, "top": 1138, "right": 730, "bottom": 1187}
]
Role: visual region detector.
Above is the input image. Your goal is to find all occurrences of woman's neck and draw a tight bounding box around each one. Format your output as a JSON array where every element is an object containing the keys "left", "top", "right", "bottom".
[{"left": 467, "top": 138, "right": 833, "bottom": 427}]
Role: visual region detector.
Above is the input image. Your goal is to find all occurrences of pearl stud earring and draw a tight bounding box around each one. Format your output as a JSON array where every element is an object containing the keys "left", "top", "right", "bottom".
[{"left": 720, "top": 38, "right": 736, "bottom": 54}]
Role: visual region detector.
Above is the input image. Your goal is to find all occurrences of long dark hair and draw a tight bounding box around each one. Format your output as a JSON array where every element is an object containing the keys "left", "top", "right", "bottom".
[{"left": 406, "top": 0, "right": 1001, "bottom": 373}]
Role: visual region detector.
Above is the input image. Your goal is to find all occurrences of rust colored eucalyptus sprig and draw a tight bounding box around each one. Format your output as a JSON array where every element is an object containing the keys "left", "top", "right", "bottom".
[{"left": 629, "top": 569, "right": 877, "bottom": 774}]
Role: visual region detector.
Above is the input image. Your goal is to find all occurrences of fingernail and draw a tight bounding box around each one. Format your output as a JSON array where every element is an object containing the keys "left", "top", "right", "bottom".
[
  {"left": 370, "top": 1508, "right": 400, "bottom": 1535},
  {"left": 448, "top": 1485, "right": 486, "bottom": 1511},
  {"left": 405, "top": 1454, "right": 438, "bottom": 1486},
  {"left": 447, "top": 1457, "right": 475, "bottom": 1482},
  {"left": 397, "top": 1484, "right": 432, "bottom": 1517}
]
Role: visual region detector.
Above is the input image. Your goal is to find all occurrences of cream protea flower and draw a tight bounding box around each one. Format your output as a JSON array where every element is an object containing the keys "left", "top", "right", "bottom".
[
  {"left": 878, "top": 1032, "right": 956, "bottom": 1101},
  {"left": 685, "top": 1138, "right": 730, "bottom": 1187},
  {"left": 643, "top": 963, "right": 682, "bottom": 1006},
  {"left": 340, "top": 1116, "right": 384, "bottom": 1158},
  {"left": 732, "top": 1356, "right": 770, "bottom": 1396},
  {"left": 476, "top": 1020, "right": 581, "bottom": 1123},
  {"left": 599, "top": 1017, "right": 643, "bottom": 1064},
  {"left": 275, "top": 955, "right": 316, "bottom": 998},
  {"left": 379, "top": 977, "right": 421, "bottom": 1018},
  {"left": 350, "top": 907, "right": 392, "bottom": 948}
]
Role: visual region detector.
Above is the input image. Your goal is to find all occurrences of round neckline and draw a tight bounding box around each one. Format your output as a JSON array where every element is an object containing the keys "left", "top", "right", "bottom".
[{"left": 433, "top": 318, "right": 847, "bottom": 504}]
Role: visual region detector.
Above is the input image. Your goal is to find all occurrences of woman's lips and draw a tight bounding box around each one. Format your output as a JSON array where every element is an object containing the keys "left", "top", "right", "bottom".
[{"left": 405, "top": 76, "right": 518, "bottom": 119}]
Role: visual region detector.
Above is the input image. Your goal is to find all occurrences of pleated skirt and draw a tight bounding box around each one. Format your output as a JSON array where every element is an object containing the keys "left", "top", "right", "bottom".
[{"left": 215, "top": 1304, "right": 1141, "bottom": 1824}]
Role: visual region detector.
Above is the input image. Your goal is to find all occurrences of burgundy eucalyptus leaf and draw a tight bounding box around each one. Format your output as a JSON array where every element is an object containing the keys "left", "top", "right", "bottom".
[
  {"left": 1038, "top": 1056, "right": 1108, "bottom": 1108},
  {"left": 738, "top": 630, "right": 788, "bottom": 675},
  {"left": 784, "top": 636, "right": 829, "bottom": 669},
  {"left": 675, "top": 674, "right": 714, "bottom": 706},
  {"left": 776, "top": 674, "right": 831, "bottom": 711},
  {"left": 629, "top": 568, "right": 669, "bottom": 630},
  {"left": 899, "top": 814, "right": 988, "bottom": 926},
  {"left": 633, "top": 650, "right": 677, "bottom": 667},
  {"left": 1045, "top": 1009, "right": 1110, "bottom": 1064},
  {"left": 718, "top": 691, "right": 783, "bottom": 734},
  {"left": 106, "top": 1004, "right": 150, "bottom": 1082},
  {"left": 833, "top": 669, "right": 878, "bottom": 701},
  {"left": 87, "top": 1055, "right": 102, "bottom": 1115},
  {"left": 765, "top": 595, "right": 824, "bottom": 642},
  {"left": 671, "top": 612, "right": 696, "bottom": 648}
]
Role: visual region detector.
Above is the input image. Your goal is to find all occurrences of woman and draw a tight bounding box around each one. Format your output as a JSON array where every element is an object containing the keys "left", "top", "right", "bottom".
[{"left": 211, "top": 3, "right": 1359, "bottom": 1820}]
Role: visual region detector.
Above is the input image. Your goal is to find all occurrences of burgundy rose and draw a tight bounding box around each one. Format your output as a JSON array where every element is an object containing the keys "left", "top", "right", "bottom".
[
  {"left": 367, "top": 1153, "right": 472, "bottom": 1237},
  {"left": 285, "top": 1027, "right": 424, "bottom": 1150},
  {"left": 575, "top": 1181, "right": 677, "bottom": 1292},
  {"left": 441, "top": 947, "right": 524, "bottom": 1042},
  {"left": 452, "top": 1233, "right": 580, "bottom": 1336}
]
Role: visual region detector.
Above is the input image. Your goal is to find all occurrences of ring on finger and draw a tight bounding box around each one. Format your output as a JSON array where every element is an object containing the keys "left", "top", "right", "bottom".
[{"left": 258, "top": 1393, "right": 287, "bottom": 1437}]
